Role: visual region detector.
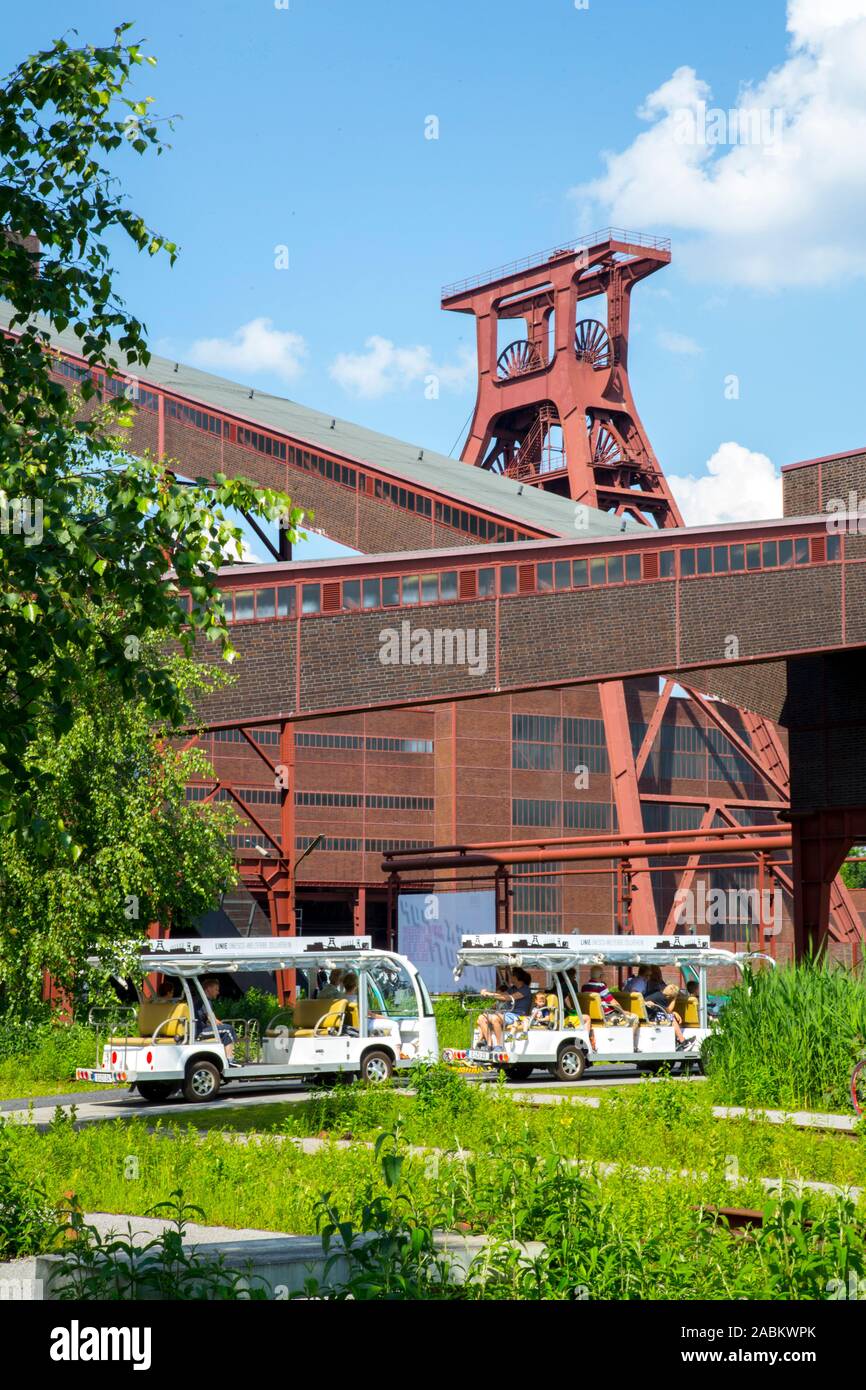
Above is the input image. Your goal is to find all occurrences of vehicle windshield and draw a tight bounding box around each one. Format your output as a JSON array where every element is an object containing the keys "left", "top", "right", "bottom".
[{"left": 366, "top": 959, "right": 419, "bottom": 1018}]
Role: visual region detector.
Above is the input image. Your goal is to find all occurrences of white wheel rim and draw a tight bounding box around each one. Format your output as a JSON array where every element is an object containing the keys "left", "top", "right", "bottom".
[
  {"left": 191, "top": 1069, "right": 214, "bottom": 1097},
  {"left": 366, "top": 1057, "right": 388, "bottom": 1082},
  {"left": 560, "top": 1051, "right": 580, "bottom": 1077}
]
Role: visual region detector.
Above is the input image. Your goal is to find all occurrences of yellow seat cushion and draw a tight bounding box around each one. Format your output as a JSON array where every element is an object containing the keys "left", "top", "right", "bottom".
[
  {"left": 293, "top": 999, "right": 348, "bottom": 1037},
  {"left": 107, "top": 1037, "right": 179, "bottom": 1048},
  {"left": 128, "top": 1002, "right": 190, "bottom": 1042},
  {"left": 578, "top": 992, "right": 605, "bottom": 1024},
  {"left": 683, "top": 997, "right": 699, "bottom": 1026}
]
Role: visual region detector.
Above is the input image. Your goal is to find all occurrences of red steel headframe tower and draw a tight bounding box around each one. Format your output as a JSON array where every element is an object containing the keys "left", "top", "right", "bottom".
[
  {"left": 442, "top": 229, "right": 862, "bottom": 942},
  {"left": 442, "top": 229, "right": 680, "bottom": 525}
]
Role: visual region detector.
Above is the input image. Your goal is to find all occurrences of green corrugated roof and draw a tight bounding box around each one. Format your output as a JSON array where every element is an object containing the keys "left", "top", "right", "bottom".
[{"left": 0, "top": 303, "right": 634, "bottom": 540}]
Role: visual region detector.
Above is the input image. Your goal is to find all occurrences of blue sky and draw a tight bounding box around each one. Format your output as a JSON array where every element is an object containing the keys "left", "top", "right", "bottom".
[{"left": 4, "top": 0, "right": 866, "bottom": 550}]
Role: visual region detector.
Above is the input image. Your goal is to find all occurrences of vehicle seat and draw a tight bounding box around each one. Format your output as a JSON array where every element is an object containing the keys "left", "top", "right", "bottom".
[
  {"left": 578, "top": 992, "right": 605, "bottom": 1025},
  {"left": 683, "top": 997, "right": 699, "bottom": 1027},
  {"left": 627, "top": 992, "right": 649, "bottom": 1023},
  {"left": 266, "top": 998, "right": 331, "bottom": 1037},
  {"left": 109, "top": 1001, "right": 189, "bottom": 1047},
  {"left": 293, "top": 998, "right": 348, "bottom": 1037}
]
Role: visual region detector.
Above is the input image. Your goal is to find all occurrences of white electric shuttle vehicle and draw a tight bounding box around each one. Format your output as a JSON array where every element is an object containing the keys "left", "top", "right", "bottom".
[
  {"left": 442, "top": 933, "right": 772, "bottom": 1082},
  {"left": 76, "top": 935, "right": 437, "bottom": 1102}
]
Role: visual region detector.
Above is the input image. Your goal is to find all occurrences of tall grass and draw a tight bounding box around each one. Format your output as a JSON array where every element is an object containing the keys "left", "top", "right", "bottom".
[{"left": 702, "top": 960, "right": 866, "bottom": 1111}]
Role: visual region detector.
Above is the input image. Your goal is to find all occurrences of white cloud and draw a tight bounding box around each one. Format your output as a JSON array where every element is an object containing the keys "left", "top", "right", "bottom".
[
  {"left": 190, "top": 318, "right": 307, "bottom": 384},
  {"left": 658, "top": 329, "right": 702, "bottom": 356},
  {"left": 329, "top": 335, "right": 474, "bottom": 399},
  {"left": 572, "top": 0, "right": 866, "bottom": 288},
  {"left": 668, "top": 441, "right": 782, "bottom": 525}
]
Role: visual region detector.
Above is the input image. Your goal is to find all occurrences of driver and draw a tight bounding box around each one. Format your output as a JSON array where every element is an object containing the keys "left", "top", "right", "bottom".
[{"left": 195, "top": 976, "right": 239, "bottom": 1065}]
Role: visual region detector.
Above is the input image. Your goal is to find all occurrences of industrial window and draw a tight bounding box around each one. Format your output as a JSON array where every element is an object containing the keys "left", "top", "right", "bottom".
[
  {"left": 363, "top": 578, "right": 381, "bottom": 609},
  {"left": 563, "top": 716, "right": 609, "bottom": 775},
  {"left": 301, "top": 583, "right": 321, "bottom": 614},
  {"left": 296, "top": 836, "right": 362, "bottom": 853},
  {"left": 563, "top": 800, "right": 611, "bottom": 830},
  {"left": 440, "top": 571, "right": 458, "bottom": 600},
  {"left": 478, "top": 567, "right": 496, "bottom": 597},
  {"left": 625, "top": 553, "right": 641, "bottom": 582},
  {"left": 500, "top": 565, "right": 518, "bottom": 595},
  {"left": 402, "top": 575, "right": 420, "bottom": 605},
  {"left": 256, "top": 587, "right": 276, "bottom": 619},
  {"left": 365, "top": 736, "right": 433, "bottom": 753},
  {"left": 659, "top": 550, "right": 675, "bottom": 578},
  {"left": 642, "top": 802, "right": 705, "bottom": 832},
  {"left": 572, "top": 559, "right": 588, "bottom": 587},
  {"left": 343, "top": 579, "right": 361, "bottom": 609},
  {"left": 512, "top": 714, "right": 560, "bottom": 770},
  {"left": 209, "top": 727, "right": 279, "bottom": 746},
  {"left": 512, "top": 798, "right": 560, "bottom": 828},
  {"left": 167, "top": 398, "right": 225, "bottom": 436},
  {"left": 590, "top": 557, "right": 606, "bottom": 585},
  {"left": 234, "top": 591, "right": 255, "bottom": 622},
  {"left": 365, "top": 794, "right": 434, "bottom": 811},
  {"left": 381, "top": 577, "right": 399, "bottom": 606},
  {"left": 295, "top": 732, "right": 363, "bottom": 750},
  {"left": 277, "top": 586, "right": 295, "bottom": 618},
  {"left": 237, "top": 425, "right": 285, "bottom": 458},
  {"left": 296, "top": 791, "right": 362, "bottom": 807},
  {"left": 366, "top": 838, "right": 433, "bottom": 852}
]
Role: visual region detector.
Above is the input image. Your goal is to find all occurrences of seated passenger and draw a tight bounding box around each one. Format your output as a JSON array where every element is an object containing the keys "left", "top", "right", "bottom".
[
  {"left": 622, "top": 965, "right": 649, "bottom": 995},
  {"left": 645, "top": 983, "right": 693, "bottom": 1050},
  {"left": 194, "top": 976, "right": 239, "bottom": 1065},
  {"left": 476, "top": 968, "right": 532, "bottom": 1049},
  {"left": 318, "top": 968, "right": 345, "bottom": 1000},
  {"left": 341, "top": 971, "right": 359, "bottom": 1002},
  {"left": 686, "top": 980, "right": 700, "bottom": 1002},
  {"left": 528, "top": 990, "right": 552, "bottom": 1027},
  {"left": 583, "top": 969, "right": 639, "bottom": 1051}
]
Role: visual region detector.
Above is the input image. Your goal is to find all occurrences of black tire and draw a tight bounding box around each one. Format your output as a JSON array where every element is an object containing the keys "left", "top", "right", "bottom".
[
  {"left": 554, "top": 1043, "right": 586, "bottom": 1083},
  {"left": 360, "top": 1049, "right": 393, "bottom": 1084},
  {"left": 502, "top": 1064, "right": 534, "bottom": 1081},
  {"left": 136, "top": 1081, "right": 178, "bottom": 1103},
  {"left": 182, "top": 1059, "right": 222, "bottom": 1103}
]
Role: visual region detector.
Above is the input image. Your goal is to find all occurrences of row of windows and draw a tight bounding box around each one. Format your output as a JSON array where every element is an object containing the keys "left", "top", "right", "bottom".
[
  {"left": 208, "top": 727, "right": 279, "bottom": 746},
  {"left": 196, "top": 528, "right": 838, "bottom": 627},
  {"left": 227, "top": 832, "right": 281, "bottom": 850},
  {"left": 295, "top": 837, "right": 433, "bottom": 853},
  {"left": 512, "top": 715, "right": 609, "bottom": 774},
  {"left": 103, "top": 375, "right": 160, "bottom": 411},
  {"left": 630, "top": 721, "right": 766, "bottom": 790},
  {"left": 295, "top": 732, "right": 434, "bottom": 754},
  {"left": 166, "top": 397, "right": 224, "bottom": 436},
  {"left": 512, "top": 798, "right": 612, "bottom": 830},
  {"left": 295, "top": 791, "right": 433, "bottom": 811},
  {"left": 186, "top": 785, "right": 282, "bottom": 805},
  {"left": 232, "top": 419, "right": 529, "bottom": 543},
  {"left": 47, "top": 344, "right": 533, "bottom": 549}
]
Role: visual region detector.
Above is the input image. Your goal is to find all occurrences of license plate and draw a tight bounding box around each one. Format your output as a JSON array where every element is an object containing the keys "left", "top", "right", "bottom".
[
  {"left": 76, "top": 1069, "right": 113, "bottom": 1083},
  {"left": 469, "top": 1050, "right": 493, "bottom": 1063}
]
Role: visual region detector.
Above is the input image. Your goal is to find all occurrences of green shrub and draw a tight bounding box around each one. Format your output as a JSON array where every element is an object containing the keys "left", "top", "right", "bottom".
[
  {"left": 0, "top": 1126, "right": 57, "bottom": 1258},
  {"left": 432, "top": 994, "right": 483, "bottom": 1050},
  {"left": 702, "top": 960, "right": 866, "bottom": 1111}
]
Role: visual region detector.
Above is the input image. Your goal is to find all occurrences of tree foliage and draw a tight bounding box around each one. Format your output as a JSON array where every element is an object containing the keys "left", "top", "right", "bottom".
[
  {"left": 0, "top": 26, "right": 302, "bottom": 828},
  {"left": 0, "top": 637, "right": 241, "bottom": 1010}
]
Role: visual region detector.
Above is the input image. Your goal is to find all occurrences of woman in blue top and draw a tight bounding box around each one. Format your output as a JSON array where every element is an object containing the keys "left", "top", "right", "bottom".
[{"left": 476, "top": 968, "right": 532, "bottom": 1049}]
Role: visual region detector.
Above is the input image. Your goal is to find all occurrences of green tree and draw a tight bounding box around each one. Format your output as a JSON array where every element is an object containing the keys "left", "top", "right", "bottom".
[
  {"left": 0, "top": 26, "right": 302, "bottom": 829},
  {"left": 840, "top": 849, "right": 866, "bottom": 890},
  {"left": 0, "top": 638, "right": 242, "bottom": 1011}
]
